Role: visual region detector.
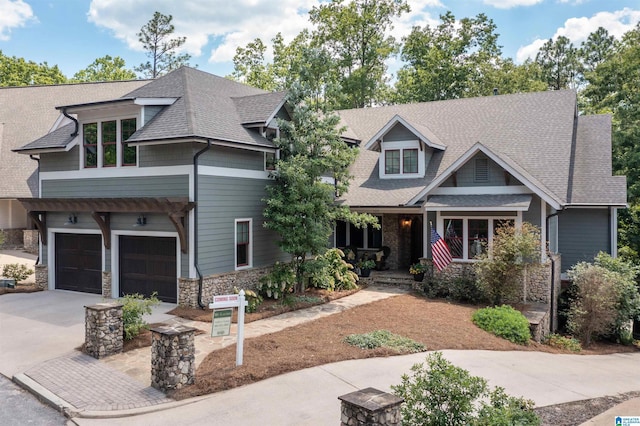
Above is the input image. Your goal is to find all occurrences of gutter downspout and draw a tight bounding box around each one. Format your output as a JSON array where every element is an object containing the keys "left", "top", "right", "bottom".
[
  {"left": 61, "top": 108, "right": 79, "bottom": 137},
  {"left": 194, "top": 140, "right": 212, "bottom": 309},
  {"left": 545, "top": 210, "right": 563, "bottom": 332},
  {"left": 29, "top": 155, "right": 41, "bottom": 266}
]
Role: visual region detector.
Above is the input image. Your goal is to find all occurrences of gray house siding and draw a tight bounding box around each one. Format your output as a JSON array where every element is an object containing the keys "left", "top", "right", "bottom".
[
  {"left": 558, "top": 208, "right": 610, "bottom": 272},
  {"left": 40, "top": 146, "right": 80, "bottom": 172},
  {"left": 199, "top": 146, "right": 264, "bottom": 171},
  {"left": 197, "top": 175, "right": 286, "bottom": 275},
  {"left": 139, "top": 144, "right": 196, "bottom": 167},
  {"left": 143, "top": 105, "right": 163, "bottom": 125},
  {"left": 441, "top": 154, "right": 520, "bottom": 187},
  {"left": 522, "top": 195, "right": 541, "bottom": 228},
  {"left": 385, "top": 124, "right": 417, "bottom": 141},
  {"left": 41, "top": 175, "right": 189, "bottom": 198}
]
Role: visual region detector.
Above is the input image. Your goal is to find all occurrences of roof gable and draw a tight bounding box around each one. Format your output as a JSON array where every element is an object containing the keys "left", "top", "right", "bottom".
[{"left": 363, "top": 114, "right": 446, "bottom": 151}]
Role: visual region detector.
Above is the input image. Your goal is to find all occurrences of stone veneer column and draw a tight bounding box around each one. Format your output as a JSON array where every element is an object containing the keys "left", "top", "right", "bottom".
[
  {"left": 150, "top": 325, "right": 196, "bottom": 391},
  {"left": 84, "top": 303, "right": 124, "bottom": 359},
  {"left": 22, "top": 229, "right": 39, "bottom": 254},
  {"left": 34, "top": 264, "right": 48, "bottom": 290},
  {"left": 339, "top": 387, "right": 404, "bottom": 426},
  {"left": 102, "top": 271, "right": 112, "bottom": 298}
]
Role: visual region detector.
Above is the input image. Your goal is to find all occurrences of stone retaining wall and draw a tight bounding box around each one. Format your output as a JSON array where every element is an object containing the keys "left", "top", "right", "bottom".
[
  {"left": 0, "top": 228, "right": 24, "bottom": 249},
  {"left": 23, "top": 230, "right": 38, "bottom": 254},
  {"left": 178, "top": 266, "right": 272, "bottom": 308}
]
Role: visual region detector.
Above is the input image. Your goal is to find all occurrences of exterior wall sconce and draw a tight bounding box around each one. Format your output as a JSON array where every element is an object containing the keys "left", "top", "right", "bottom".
[
  {"left": 401, "top": 217, "right": 412, "bottom": 227},
  {"left": 65, "top": 214, "right": 77, "bottom": 225},
  {"left": 135, "top": 215, "right": 147, "bottom": 226}
]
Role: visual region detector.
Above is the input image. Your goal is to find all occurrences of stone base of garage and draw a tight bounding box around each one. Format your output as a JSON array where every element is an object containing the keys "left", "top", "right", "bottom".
[{"left": 178, "top": 266, "right": 273, "bottom": 308}]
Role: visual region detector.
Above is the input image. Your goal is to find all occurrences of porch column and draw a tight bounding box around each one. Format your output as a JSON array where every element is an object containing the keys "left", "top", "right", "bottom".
[
  {"left": 422, "top": 208, "right": 429, "bottom": 259},
  {"left": 540, "top": 200, "right": 547, "bottom": 262}
]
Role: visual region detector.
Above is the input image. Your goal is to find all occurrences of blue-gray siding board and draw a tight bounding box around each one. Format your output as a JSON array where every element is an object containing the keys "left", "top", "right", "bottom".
[
  {"left": 196, "top": 175, "right": 286, "bottom": 275},
  {"left": 40, "top": 147, "right": 80, "bottom": 172},
  {"left": 558, "top": 208, "right": 611, "bottom": 272},
  {"left": 41, "top": 175, "right": 189, "bottom": 198},
  {"left": 441, "top": 154, "right": 520, "bottom": 187},
  {"left": 198, "top": 145, "right": 265, "bottom": 171}
]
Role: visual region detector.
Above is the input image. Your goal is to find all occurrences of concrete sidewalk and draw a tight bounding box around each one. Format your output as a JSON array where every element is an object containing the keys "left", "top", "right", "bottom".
[{"left": 2, "top": 284, "right": 639, "bottom": 425}]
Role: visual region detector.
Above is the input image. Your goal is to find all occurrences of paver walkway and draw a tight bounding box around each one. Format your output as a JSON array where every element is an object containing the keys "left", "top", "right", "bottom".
[{"left": 17, "top": 285, "right": 408, "bottom": 415}]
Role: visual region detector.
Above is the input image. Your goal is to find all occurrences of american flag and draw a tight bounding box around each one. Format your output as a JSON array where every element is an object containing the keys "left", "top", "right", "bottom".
[{"left": 431, "top": 228, "right": 452, "bottom": 271}]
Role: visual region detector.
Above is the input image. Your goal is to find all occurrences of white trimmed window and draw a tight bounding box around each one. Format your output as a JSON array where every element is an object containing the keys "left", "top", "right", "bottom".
[
  {"left": 235, "top": 218, "right": 252, "bottom": 269},
  {"left": 335, "top": 216, "right": 382, "bottom": 249},
  {"left": 380, "top": 140, "right": 424, "bottom": 179},
  {"left": 438, "top": 216, "right": 518, "bottom": 261},
  {"left": 82, "top": 117, "right": 138, "bottom": 169}
]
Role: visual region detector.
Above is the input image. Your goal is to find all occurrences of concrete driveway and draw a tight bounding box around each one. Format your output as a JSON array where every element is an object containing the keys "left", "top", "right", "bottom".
[{"left": 0, "top": 290, "right": 176, "bottom": 378}]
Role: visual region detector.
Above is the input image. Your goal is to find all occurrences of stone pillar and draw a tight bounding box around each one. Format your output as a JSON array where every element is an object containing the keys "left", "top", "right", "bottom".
[
  {"left": 84, "top": 303, "right": 124, "bottom": 359},
  {"left": 102, "top": 271, "right": 112, "bottom": 298},
  {"left": 22, "top": 229, "right": 39, "bottom": 254},
  {"left": 339, "top": 387, "right": 404, "bottom": 426},
  {"left": 34, "top": 264, "right": 48, "bottom": 290},
  {"left": 150, "top": 325, "right": 196, "bottom": 391}
]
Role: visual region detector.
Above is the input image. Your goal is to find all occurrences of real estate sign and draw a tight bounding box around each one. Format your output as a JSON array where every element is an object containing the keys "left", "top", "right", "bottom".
[{"left": 211, "top": 308, "right": 232, "bottom": 337}]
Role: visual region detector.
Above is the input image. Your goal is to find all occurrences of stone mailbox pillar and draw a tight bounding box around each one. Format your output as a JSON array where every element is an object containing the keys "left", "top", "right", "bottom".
[
  {"left": 84, "top": 303, "right": 124, "bottom": 359},
  {"left": 338, "top": 387, "right": 404, "bottom": 426},
  {"left": 150, "top": 325, "right": 197, "bottom": 391}
]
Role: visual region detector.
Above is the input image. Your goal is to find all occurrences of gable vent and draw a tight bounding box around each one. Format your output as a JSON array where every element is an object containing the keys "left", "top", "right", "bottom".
[{"left": 475, "top": 158, "right": 489, "bottom": 182}]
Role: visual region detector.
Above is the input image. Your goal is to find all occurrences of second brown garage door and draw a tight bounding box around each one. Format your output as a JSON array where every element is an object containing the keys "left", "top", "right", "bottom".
[{"left": 119, "top": 235, "right": 177, "bottom": 303}]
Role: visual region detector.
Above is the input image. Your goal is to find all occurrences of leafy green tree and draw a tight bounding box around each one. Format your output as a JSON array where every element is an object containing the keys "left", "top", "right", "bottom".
[
  {"left": 582, "top": 23, "right": 640, "bottom": 258},
  {"left": 466, "top": 57, "right": 547, "bottom": 97},
  {"left": 579, "top": 26, "right": 615, "bottom": 74},
  {"left": 263, "top": 82, "right": 377, "bottom": 290},
  {"left": 0, "top": 50, "right": 67, "bottom": 86},
  {"left": 135, "top": 11, "right": 191, "bottom": 78},
  {"left": 310, "top": 0, "right": 409, "bottom": 108},
  {"left": 72, "top": 55, "right": 137, "bottom": 82},
  {"left": 230, "top": 38, "right": 276, "bottom": 90},
  {"left": 395, "top": 11, "right": 502, "bottom": 102},
  {"left": 474, "top": 222, "right": 541, "bottom": 305},
  {"left": 535, "top": 35, "right": 581, "bottom": 90}
]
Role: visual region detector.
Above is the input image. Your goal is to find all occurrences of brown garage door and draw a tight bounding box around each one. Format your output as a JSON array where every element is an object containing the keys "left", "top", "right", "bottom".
[
  {"left": 119, "top": 236, "right": 177, "bottom": 303},
  {"left": 55, "top": 233, "right": 102, "bottom": 294}
]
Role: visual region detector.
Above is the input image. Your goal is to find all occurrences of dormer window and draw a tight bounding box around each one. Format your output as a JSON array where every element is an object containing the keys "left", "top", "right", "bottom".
[
  {"left": 82, "top": 117, "right": 138, "bottom": 168},
  {"left": 380, "top": 141, "right": 424, "bottom": 179}
]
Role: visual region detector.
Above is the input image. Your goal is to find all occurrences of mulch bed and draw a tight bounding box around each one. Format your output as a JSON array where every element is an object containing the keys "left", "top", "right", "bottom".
[{"left": 0, "top": 284, "right": 42, "bottom": 296}]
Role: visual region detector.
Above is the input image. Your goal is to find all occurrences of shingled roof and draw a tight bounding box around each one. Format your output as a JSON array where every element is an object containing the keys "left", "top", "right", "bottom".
[
  {"left": 0, "top": 80, "right": 147, "bottom": 198},
  {"left": 337, "top": 90, "right": 626, "bottom": 208}
]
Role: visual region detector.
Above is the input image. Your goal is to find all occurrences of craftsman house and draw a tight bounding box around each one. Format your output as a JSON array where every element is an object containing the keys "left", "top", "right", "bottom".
[
  {"left": 14, "top": 67, "right": 626, "bottom": 307},
  {"left": 334, "top": 89, "right": 627, "bottom": 277}
]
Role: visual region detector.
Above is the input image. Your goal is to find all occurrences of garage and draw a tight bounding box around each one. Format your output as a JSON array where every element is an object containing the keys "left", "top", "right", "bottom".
[
  {"left": 55, "top": 233, "right": 102, "bottom": 294},
  {"left": 119, "top": 235, "right": 177, "bottom": 303}
]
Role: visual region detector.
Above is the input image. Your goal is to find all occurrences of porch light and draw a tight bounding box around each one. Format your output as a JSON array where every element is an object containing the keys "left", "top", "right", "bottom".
[
  {"left": 401, "top": 217, "right": 412, "bottom": 227},
  {"left": 135, "top": 215, "right": 147, "bottom": 226},
  {"left": 65, "top": 214, "right": 77, "bottom": 225}
]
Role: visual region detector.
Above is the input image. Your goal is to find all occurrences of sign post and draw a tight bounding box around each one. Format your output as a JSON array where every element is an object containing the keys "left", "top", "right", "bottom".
[{"left": 209, "top": 290, "right": 248, "bottom": 366}]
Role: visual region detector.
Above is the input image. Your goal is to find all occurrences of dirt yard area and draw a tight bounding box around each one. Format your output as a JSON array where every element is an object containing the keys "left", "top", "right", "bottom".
[{"left": 169, "top": 291, "right": 638, "bottom": 401}]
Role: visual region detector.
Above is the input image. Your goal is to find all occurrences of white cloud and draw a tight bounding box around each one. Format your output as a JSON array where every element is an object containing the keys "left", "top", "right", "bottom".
[
  {"left": 87, "top": 0, "right": 319, "bottom": 66},
  {"left": 482, "top": 0, "right": 543, "bottom": 9},
  {"left": 516, "top": 7, "right": 640, "bottom": 62},
  {"left": 0, "top": 0, "right": 34, "bottom": 41}
]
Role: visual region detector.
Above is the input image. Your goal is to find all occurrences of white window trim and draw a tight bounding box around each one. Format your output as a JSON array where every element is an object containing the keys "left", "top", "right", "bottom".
[
  {"left": 235, "top": 218, "right": 253, "bottom": 270},
  {"left": 80, "top": 114, "right": 139, "bottom": 170},
  {"left": 379, "top": 140, "right": 425, "bottom": 179},
  {"left": 436, "top": 212, "right": 523, "bottom": 262}
]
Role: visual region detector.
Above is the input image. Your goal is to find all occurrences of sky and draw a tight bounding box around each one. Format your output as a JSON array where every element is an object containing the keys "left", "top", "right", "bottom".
[{"left": 1, "top": 0, "right": 639, "bottom": 80}]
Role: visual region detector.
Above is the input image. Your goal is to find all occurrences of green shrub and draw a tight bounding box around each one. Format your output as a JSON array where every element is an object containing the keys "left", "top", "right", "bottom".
[
  {"left": 234, "top": 287, "right": 263, "bottom": 313},
  {"left": 343, "top": 330, "right": 425, "bottom": 354},
  {"left": 472, "top": 305, "right": 531, "bottom": 345},
  {"left": 593, "top": 252, "right": 640, "bottom": 342},
  {"left": 567, "top": 262, "right": 621, "bottom": 346},
  {"left": 392, "top": 352, "right": 539, "bottom": 426},
  {"left": 258, "top": 262, "right": 296, "bottom": 299},
  {"left": 120, "top": 292, "right": 160, "bottom": 340},
  {"left": 544, "top": 333, "right": 582, "bottom": 352},
  {"left": 474, "top": 222, "right": 541, "bottom": 305},
  {"left": 306, "top": 248, "right": 358, "bottom": 291},
  {"left": 2, "top": 263, "right": 34, "bottom": 284},
  {"left": 424, "top": 272, "right": 485, "bottom": 304}
]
